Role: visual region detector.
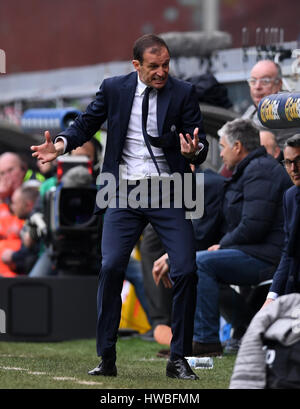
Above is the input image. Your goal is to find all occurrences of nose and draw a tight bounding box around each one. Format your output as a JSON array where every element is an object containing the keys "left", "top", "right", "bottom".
[{"left": 156, "top": 67, "right": 164, "bottom": 78}]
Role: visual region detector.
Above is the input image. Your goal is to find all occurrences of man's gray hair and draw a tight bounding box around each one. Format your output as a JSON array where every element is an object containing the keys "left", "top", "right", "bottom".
[
  {"left": 284, "top": 133, "right": 300, "bottom": 148},
  {"left": 218, "top": 118, "right": 261, "bottom": 152}
]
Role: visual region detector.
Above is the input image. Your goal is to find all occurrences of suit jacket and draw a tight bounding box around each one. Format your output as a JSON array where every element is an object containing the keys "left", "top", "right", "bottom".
[
  {"left": 219, "top": 147, "right": 292, "bottom": 265},
  {"left": 192, "top": 168, "right": 226, "bottom": 250},
  {"left": 270, "top": 185, "right": 300, "bottom": 295},
  {"left": 59, "top": 71, "right": 208, "bottom": 213}
]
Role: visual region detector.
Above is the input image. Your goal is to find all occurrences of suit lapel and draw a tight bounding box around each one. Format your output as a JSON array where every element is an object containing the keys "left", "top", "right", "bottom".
[
  {"left": 118, "top": 73, "right": 172, "bottom": 145},
  {"left": 119, "top": 72, "right": 137, "bottom": 142},
  {"left": 157, "top": 78, "right": 172, "bottom": 137}
]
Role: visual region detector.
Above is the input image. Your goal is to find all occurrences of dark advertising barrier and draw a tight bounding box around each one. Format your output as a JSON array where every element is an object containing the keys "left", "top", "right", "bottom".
[{"left": 0, "top": 276, "right": 98, "bottom": 342}]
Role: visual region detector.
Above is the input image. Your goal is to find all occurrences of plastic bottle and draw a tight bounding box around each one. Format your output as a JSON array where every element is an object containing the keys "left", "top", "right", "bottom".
[{"left": 186, "top": 356, "right": 214, "bottom": 369}]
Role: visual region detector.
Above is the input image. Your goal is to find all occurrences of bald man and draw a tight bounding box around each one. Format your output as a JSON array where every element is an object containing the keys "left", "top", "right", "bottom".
[
  {"left": 0, "top": 152, "right": 27, "bottom": 201},
  {"left": 242, "top": 59, "right": 299, "bottom": 150}
]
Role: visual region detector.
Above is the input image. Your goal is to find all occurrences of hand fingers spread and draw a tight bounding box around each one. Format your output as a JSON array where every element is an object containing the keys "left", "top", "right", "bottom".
[
  {"left": 45, "top": 130, "right": 52, "bottom": 143},
  {"left": 179, "top": 133, "right": 188, "bottom": 147}
]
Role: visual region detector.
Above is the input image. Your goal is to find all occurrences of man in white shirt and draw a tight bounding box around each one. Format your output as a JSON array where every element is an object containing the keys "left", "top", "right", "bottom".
[{"left": 31, "top": 34, "right": 208, "bottom": 380}]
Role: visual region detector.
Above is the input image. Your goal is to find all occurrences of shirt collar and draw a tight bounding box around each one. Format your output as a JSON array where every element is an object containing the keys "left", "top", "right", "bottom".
[{"left": 137, "top": 75, "right": 156, "bottom": 97}]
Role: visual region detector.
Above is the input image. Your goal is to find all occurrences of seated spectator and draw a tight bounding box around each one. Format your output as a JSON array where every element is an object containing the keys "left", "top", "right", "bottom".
[
  {"left": 242, "top": 59, "right": 298, "bottom": 150},
  {"left": 153, "top": 118, "right": 292, "bottom": 356},
  {"left": 0, "top": 152, "right": 27, "bottom": 203},
  {"left": 262, "top": 134, "right": 300, "bottom": 306},
  {"left": 0, "top": 210, "right": 24, "bottom": 277},
  {"left": 1, "top": 185, "right": 40, "bottom": 275},
  {"left": 260, "top": 130, "right": 283, "bottom": 162},
  {"left": 0, "top": 152, "right": 28, "bottom": 277},
  {"left": 36, "top": 159, "right": 57, "bottom": 180},
  {"left": 220, "top": 59, "right": 295, "bottom": 177},
  {"left": 229, "top": 128, "right": 285, "bottom": 333}
]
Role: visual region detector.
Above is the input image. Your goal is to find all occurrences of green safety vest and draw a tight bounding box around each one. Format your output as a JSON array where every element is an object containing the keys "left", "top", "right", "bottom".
[{"left": 24, "top": 169, "right": 46, "bottom": 183}]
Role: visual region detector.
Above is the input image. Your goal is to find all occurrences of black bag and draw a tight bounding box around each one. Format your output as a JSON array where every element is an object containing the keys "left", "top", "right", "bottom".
[
  {"left": 264, "top": 339, "right": 300, "bottom": 389},
  {"left": 184, "top": 73, "right": 233, "bottom": 109}
]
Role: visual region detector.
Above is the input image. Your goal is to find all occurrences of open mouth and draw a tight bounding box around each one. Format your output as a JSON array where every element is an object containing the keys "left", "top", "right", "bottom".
[{"left": 153, "top": 76, "right": 166, "bottom": 83}]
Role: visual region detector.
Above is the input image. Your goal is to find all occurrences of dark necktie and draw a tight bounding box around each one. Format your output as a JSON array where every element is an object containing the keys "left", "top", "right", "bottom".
[{"left": 142, "top": 87, "right": 161, "bottom": 175}]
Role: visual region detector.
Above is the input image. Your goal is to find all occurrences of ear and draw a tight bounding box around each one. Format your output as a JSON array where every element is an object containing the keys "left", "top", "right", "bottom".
[
  {"left": 234, "top": 140, "right": 242, "bottom": 153},
  {"left": 132, "top": 59, "right": 140, "bottom": 71}
]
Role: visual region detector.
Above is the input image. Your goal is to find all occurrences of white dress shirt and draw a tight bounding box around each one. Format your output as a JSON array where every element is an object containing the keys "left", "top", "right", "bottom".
[
  {"left": 120, "top": 76, "right": 171, "bottom": 180},
  {"left": 56, "top": 76, "right": 171, "bottom": 180}
]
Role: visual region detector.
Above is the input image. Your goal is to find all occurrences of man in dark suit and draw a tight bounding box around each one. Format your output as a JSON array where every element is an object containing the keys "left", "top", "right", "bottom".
[
  {"left": 263, "top": 134, "right": 300, "bottom": 306},
  {"left": 31, "top": 34, "right": 208, "bottom": 380}
]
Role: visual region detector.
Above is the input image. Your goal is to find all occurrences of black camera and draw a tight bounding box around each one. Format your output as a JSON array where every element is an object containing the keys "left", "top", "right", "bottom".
[{"left": 43, "top": 185, "right": 102, "bottom": 275}]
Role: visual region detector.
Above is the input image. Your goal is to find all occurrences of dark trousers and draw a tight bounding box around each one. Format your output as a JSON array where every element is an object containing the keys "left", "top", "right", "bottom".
[
  {"left": 140, "top": 223, "right": 173, "bottom": 330},
  {"left": 96, "top": 186, "right": 197, "bottom": 360}
]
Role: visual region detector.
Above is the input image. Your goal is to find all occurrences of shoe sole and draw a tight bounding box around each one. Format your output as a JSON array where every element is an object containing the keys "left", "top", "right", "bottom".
[
  {"left": 88, "top": 369, "right": 117, "bottom": 376},
  {"left": 166, "top": 370, "right": 177, "bottom": 379},
  {"left": 88, "top": 372, "right": 117, "bottom": 376}
]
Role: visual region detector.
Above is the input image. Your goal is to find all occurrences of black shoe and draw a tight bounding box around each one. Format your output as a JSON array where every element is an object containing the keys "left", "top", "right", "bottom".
[
  {"left": 166, "top": 357, "right": 199, "bottom": 380},
  {"left": 88, "top": 360, "right": 117, "bottom": 376},
  {"left": 192, "top": 341, "right": 223, "bottom": 357}
]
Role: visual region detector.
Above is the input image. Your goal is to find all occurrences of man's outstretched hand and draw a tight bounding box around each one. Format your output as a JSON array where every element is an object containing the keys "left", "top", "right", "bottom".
[
  {"left": 179, "top": 127, "right": 200, "bottom": 160},
  {"left": 31, "top": 130, "right": 64, "bottom": 164}
]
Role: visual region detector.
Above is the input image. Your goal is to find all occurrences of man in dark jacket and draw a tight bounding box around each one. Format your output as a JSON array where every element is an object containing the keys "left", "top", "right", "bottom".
[
  {"left": 263, "top": 134, "right": 300, "bottom": 307},
  {"left": 191, "top": 118, "right": 292, "bottom": 356},
  {"left": 153, "top": 119, "right": 292, "bottom": 354}
]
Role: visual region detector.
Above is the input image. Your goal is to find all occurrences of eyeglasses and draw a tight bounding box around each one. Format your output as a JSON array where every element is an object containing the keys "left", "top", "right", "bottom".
[
  {"left": 281, "top": 156, "right": 300, "bottom": 169},
  {"left": 247, "top": 77, "right": 279, "bottom": 87}
]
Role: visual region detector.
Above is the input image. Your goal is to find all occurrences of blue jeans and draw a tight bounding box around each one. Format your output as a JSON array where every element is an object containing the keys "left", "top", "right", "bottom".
[
  {"left": 28, "top": 249, "right": 57, "bottom": 277},
  {"left": 193, "top": 248, "right": 272, "bottom": 343}
]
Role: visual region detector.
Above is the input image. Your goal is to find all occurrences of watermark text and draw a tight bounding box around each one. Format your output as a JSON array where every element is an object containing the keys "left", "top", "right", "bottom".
[{"left": 96, "top": 166, "right": 204, "bottom": 219}]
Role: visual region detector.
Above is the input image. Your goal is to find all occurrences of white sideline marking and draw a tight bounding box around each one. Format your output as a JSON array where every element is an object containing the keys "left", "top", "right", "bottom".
[
  {"left": 76, "top": 380, "right": 103, "bottom": 385},
  {"left": 53, "top": 376, "right": 77, "bottom": 381},
  {"left": 139, "top": 357, "right": 164, "bottom": 361},
  {"left": 0, "top": 354, "right": 35, "bottom": 358},
  {"left": 0, "top": 366, "right": 26, "bottom": 371},
  {"left": 0, "top": 366, "right": 102, "bottom": 385}
]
